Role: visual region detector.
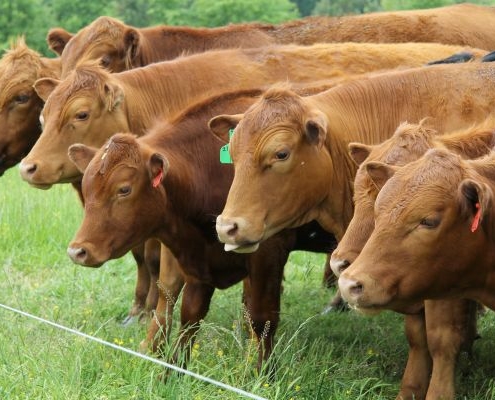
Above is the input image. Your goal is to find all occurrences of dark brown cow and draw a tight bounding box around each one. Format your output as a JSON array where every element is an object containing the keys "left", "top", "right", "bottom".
[
  {"left": 65, "top": 110, "right": 336, "bottom": 370},
  {"left": 338, "top": 144, "right": 495, "bottom": 314},
  {"left": 0, "top": 38, "right": 60, "bottom": 175},
  {"left": 48, "top": 3, "right": 495, "bottom": 77},
  {"left": 330, "top": 120, "right": 495, "bottom": 400}
]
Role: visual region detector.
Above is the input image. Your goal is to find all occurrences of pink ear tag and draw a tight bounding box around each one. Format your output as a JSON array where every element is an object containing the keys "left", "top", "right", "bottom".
[
  {"left": 471, "top": 202, "right": 481, "bottom": 233},
  {"left": 152, "top": 168, "right": 163, "bottom": 188}
]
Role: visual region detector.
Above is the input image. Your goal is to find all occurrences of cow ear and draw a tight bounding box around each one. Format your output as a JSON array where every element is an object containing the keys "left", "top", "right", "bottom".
[
  {"left": 34, "top": 78, "right": 61, "bottom": 102},
  {"left": 124, "top": 28, "right": 140, "bottom": 64},
  {"left": 304, "top": 111, "right": 327, "bottom": 146},
  {"left": 208, "top": 114, "right": 244, "bottom": 143},
  {"left": 365, "top": 161, "right": 397, "bottom": 190},
  {"left": 68, "top": 144, "right": 97, "bottom": 173},
  {"left": 349, "top": 142, "right": 372, "bottom": 166},
  {"left": 46, "top": 28, "right": 73, "bottom": 56},
  {"left": 104, "top": 82, "right": 124, "bottom": 111},
  {"left": 459, "top": 179, "right": 492, "bottom": 232},
  {"left": 148, "top": 153, "right": 170, "bottom": 188}
]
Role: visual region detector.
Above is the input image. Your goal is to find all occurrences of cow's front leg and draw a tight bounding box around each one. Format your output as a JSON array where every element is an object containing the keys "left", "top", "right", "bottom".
[
  {"left": 140, "top": 245, "right": 185, "bottom": 354},
  {"left": 396, "top": 311, "right": 431, "bottom": 400}
]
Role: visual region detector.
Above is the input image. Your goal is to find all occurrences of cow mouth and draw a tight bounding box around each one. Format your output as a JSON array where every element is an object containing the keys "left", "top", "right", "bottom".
[
  {"left": 28, "top": 182, "right": 54, "bottom": 190},
  {"left": 224, "top": 241, "right": 260, "bottom": 253}
]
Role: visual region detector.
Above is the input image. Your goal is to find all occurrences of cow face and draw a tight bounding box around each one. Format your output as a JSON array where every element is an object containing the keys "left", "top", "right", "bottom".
[
  {"left": 19, "top": 65, "right": 128, "bottom": 188},
  {"left": 54, "top": 17, "right": 141, "bottom": 77},
  {"left": 212, "top": 87, "right": 332, "bottom": 253},
  {"left": 67, "top": 133, "right": 168, "bottom": 266},
  {"left": 339, "top": 148, "right": 495, "bottom": 313},
  {"left": 0, "top": 39, "right": 50, "bottom": 175},
  {"left": 330, "top": 122, "right": 438, "bottom": 276}
]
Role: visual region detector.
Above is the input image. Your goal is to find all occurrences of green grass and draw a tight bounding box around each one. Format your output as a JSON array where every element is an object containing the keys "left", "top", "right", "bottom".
[{"left": 0, "top": 166, "right": 494, "bottom": 399}]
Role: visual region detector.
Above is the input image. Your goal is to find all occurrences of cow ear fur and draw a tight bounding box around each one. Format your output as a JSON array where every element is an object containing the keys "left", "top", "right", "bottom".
[
  {"left": 68, "top": 144, "right": 98, "bottom": 173},
  {"left": 459, "top": 179, "right": 492, "bottom": 230},
  {"left": 34, "top": 78, "right": 61, "bottom": 102},
  {"left": 208, "top": 114, "right": 244, "bottom": 143},
  {"left": 46, "top": 28, "right": 73, "bottom": 56},
  {"left": 304, "top": 111, "right": 327, "bottom": 146},
  {"left": 148, "top": 153, "right": 170, "bottom": 188},
  {"left": 365, "top": 161, "right": 397, "bottom": 190},
  {"left": 349, "top": 142, "right": 372, "bottom": 166},
  {"left": 124, "top": 28, "right": 140, "bottom": 63},
  {"left": 104, "top": 82, "right": 124, "bottom": 111}
]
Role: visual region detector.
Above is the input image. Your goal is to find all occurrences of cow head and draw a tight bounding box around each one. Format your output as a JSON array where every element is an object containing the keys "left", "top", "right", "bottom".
[
  {"left": 0, "top": 37, "right": 59, "bottom": 176},
  {"left": 330, "top": 121, "right": 438, "bottom": 276},
  {"left": 67, "top": 133, "right": 168, "bottom": 267},
  {"left": 19, "top": 63, "right": 128, "bottom": 188},
  {"left": 339, "top": 148, "right": 495, "bottom": 313},
  {"left": 330, "top": 118, "right": 495, "bottom": 277},
  {"left": 211, "top": 86, "right": 333, "bottom": 253},
  {"left": 51, "top": 16, "right": 143, "bottom": 78}
]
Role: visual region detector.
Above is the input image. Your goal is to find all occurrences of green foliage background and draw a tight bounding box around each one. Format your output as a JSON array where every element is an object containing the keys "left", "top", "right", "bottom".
[{"left": 2, "top": 0, "right": 495, "bottom": 56}]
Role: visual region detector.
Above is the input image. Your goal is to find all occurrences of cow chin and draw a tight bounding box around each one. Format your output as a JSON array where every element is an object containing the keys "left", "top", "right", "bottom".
[
  {"left": 225, "top": 242, "right": 260, "bottom": 253},
  {"left": 28, "top": 182, "right": 53, "bottom": 190}
]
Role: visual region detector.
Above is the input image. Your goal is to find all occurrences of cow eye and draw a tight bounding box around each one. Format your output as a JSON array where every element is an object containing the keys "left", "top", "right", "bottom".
[
  {"left": 14, "top": 94, "right": 30, "bottom": 104},
  {"left": 100, "top": 55, "right": 111, "bottom": 68},
  {"left": 117, "top": 186, "right": 131, "bottom": 197},
  {"left": 75, "top": 111, "right": 89, "bottom": 121},
  {"left": 275, "top": 149, "right": 290, "bottom": 161},
  {"left": 419, "top": 217, "right": 440, "bottom": 229}
]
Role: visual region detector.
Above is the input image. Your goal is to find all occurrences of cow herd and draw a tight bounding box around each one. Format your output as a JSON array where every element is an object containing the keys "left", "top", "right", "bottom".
[{"left": 3, "top": 3, "right": 495, "bottom": 399}]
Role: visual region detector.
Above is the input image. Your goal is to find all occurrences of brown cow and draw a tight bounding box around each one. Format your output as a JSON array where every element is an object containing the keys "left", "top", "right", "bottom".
[
  {"left": 338, "top": 146, "right": 495, "bottom": 314},
  {"left": 20, "top": 41, "right": 487, "bottom": 188},
  {"left": 65, "top": 116, "right": 336, "bottom": 371},
  {"left": 330, "top": 120, "right": 495, "bottom": 400},
  {"left": 0, "top": 37, "right": 60, "bottom": 175},
  {"left": 213, "top": 62, "right": 495, "bottom": 250},
  {"left": 48, "top": 3, "right": 495, "bottom": 77}
]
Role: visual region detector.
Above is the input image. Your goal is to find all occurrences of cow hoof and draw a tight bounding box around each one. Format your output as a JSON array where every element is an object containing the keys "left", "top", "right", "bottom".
[{"left": 121, "top": 314, "right": 138, "bottom": 326}]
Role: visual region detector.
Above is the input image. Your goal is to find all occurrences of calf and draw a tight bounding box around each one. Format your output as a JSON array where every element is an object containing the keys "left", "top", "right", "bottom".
[
  {"left": 331, "top": 120, "right": 495, "bottom": 400},
  {"left": 339, "top": 146, "right": 495, "bottom": 313}
]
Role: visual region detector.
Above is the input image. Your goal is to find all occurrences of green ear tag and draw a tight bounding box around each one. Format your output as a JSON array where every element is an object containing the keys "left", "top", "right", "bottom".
[{"left": 219, "top": 129, "right": 235, "bottom": 164}]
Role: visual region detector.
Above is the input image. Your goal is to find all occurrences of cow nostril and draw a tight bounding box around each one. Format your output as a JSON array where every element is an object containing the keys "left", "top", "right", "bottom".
[
  {"left": 227, "top": 222, "right": 238, "bottom": 237},
  {"left": 338, "top": 260, "right": 351, "bottom": 274},
  {"left": 68, "top": 247, "right": 87, "bottom": 263},
  {"left": 22, "top": 162, "right": 37, "bottom": 176},
  {"left": 349, "top": 281, "right": 363, "bottom": 296}
]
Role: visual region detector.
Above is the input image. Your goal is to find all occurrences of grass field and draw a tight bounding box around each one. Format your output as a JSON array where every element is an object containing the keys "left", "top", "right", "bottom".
[{"left": 1, "top": 166, "right": 495, "bottom": 399}]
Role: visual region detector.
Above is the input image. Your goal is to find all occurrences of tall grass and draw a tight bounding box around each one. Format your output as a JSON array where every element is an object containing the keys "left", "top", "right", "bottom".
[{"left": 0, "top": 166, "right": 494, "bottom": 399}]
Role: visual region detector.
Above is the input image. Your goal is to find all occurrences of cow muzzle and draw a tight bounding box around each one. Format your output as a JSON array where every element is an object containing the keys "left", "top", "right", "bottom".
[
  {"left": 67, "top": 242, "right": 105, "bottom": 267},
  {"left": 216, "top": 215, "right": 261, "bottom": 253}
]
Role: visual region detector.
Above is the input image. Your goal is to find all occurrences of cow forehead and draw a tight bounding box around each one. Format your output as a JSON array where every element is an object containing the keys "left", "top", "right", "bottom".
[{"left": 375, "top": 150, "right": 465, "bottom": 221}]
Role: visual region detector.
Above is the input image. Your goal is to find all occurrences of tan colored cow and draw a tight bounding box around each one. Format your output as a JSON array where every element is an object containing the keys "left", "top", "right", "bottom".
[
  {"left": 49, "top": 3, "right": 495, "bottom": 77},
  {"left": 213, "top": 62, "right": 495, "bottom": 251},
  {"left": 339, "top": 144, "right": 495, "bottom": 313},
  {"left": 330, "top": 120, "right": 495, "bottom": 400},
  {"left": 19, "top": 42, "right": 487, "bottom": 188},
  {"left": 0, "top": 38, "right": 60, "bottom": 175}
]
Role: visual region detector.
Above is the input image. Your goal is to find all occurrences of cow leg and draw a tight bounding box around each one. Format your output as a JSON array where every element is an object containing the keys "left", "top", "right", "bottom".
[
  {"left": 140, "top": 245, "right": 185, "bottom": 354},
  {"left": 123, "top": 243, "right": 150, "bottom": 325},
  {"left": 424, "top": 299, "right": 479, "bottom": 400},
  {"left": 246, "top": 250, "right": 287, "bottom": 375},
  {"left": 396, "top": 311, "right": 431, "bottom": 400},
  {"left": 171, "top": 279, "right": 215, "bottom": 366},
  {"left": 142, "top": 239, "right": 162, "bottom": 321}
]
